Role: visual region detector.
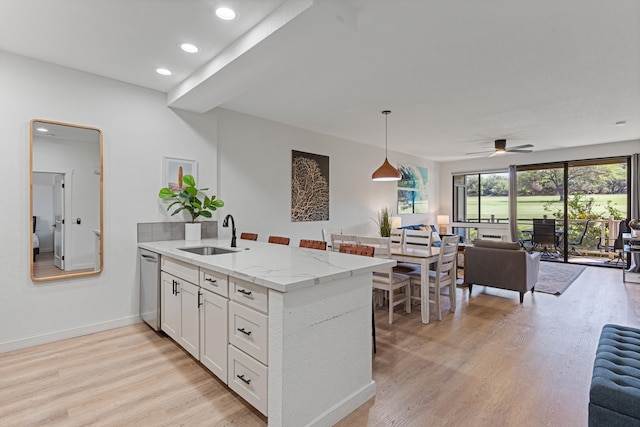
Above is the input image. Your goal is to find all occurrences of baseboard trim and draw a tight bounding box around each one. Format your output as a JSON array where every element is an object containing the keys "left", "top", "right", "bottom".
[
  {"left": 307, "top": 380, "right": 376, "bottom": 427},
  {"left": 0, "top": 316, "right": 142, "bottom": 354}
]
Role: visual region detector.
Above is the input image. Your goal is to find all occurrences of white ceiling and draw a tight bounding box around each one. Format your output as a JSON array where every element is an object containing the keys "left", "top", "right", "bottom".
[{"left": 2, "top": 0, "right": 639, "bottom": 161}]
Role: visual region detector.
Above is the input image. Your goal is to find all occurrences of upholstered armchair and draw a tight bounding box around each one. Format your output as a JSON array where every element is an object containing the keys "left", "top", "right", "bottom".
[{"left": 464, "top": 239, "right": 541, "bottom": 303}]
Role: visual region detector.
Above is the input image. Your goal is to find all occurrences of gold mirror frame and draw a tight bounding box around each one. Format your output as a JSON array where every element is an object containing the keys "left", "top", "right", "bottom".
[{"left": 30, "top": 119, "right": 103, "bottom": 281}]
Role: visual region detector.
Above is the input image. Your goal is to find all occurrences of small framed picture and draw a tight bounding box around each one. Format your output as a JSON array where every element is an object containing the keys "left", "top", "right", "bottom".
[{"left": 163, "top": 157, "right": 197, "bottom": 192}]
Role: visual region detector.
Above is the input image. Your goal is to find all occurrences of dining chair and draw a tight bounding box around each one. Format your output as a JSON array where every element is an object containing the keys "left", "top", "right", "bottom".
[
  {"left": 356, "top": 236, "right": 411, "bottom": 325},
  {"left": 268, "top": 235, "right": 290, "bottom": 245},
  {"left": 331, "top": 233, "right": 358, "bottom": 252},
  {"left": 397, "top": 228, "right": 433, "bottom": 274},
  {"left": 240, "top": 232, "right": 258, "bottom": 241},
  {"left": 299, "top": 239, "right": 327, "bottom": 250},
  {"left": 389, "top": 228, "right": 405, "bottom": 249},
  {"left": 404, "top": 228, "right": 432, "bottom": 249},
  {"left": 408, "top": 235, "right": 459, "bottom": 321},
  {"left": 338, "top": 242, "right": 377, "bottom": 352},
  {"left": 321, "top": 228, "right": 343, "bottom": 244}
]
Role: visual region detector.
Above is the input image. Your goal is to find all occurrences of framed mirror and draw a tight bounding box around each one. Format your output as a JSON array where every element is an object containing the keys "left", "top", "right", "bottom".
[{"left": 30, "top": 119, "right": 103, "bottom": 281}]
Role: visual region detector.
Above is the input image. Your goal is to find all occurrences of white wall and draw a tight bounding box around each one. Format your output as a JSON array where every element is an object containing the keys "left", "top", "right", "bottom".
[
  {"left": 215, "top": 108, "right": 439, "bottom": 246},
  {"left": 0, "top": 50, "right": 219, "bottom": 352},
  {"left": 1, "top": 51, "right": 437, "bottom": 352},
  {"left": 438, "top": 139, "right": 640, "bottom": 217}
]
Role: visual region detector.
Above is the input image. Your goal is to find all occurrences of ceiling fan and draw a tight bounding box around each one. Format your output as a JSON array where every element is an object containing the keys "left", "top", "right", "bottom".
[{"left": 466, "top": 139, "right": 534, "bottom": 157}]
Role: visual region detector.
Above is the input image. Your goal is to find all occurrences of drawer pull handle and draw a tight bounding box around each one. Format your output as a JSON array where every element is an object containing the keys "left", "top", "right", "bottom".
[
  {"left": 205, "top": 277, "right": 217, "bottom": 284},
  {"left": 237, "top": 288, "right": 252, "bottom": 296},
  {"left": 237, "top": 327, "right": 252, "bottom": 336},
  {"left": 237, "top": 374, "right": 251, "bottom": 385}
]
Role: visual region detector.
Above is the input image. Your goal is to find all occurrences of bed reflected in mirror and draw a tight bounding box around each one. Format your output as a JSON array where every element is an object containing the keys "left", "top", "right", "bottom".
[{"left": 30, "top": 119, "right": 103, "bottom": 281}]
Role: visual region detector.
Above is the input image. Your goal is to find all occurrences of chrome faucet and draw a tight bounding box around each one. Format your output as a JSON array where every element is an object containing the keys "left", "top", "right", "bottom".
[{"left": 222, "top": 214, "right": 236, "bottom": 247}]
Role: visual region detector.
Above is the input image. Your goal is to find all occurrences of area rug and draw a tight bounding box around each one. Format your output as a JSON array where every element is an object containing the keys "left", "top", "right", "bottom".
[{"left": 534, "top": 262, "right": 587, "bottom": 295}]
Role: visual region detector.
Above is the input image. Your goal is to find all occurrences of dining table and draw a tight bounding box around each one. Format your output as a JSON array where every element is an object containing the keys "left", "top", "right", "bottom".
[{"left": 390, "top": 245, "right": 441, "bottom": 324}]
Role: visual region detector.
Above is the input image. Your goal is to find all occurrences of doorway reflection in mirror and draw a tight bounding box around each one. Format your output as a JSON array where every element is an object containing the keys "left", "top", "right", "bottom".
[{"left": 31, "top": 119, "right": 103, "bottom": 281}]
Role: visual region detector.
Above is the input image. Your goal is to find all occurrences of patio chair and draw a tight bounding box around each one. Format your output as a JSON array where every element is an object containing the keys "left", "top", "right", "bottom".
[
  {"left": 532, "top": 218, "right": 560, "bottom": 257},
  {"left": 567, "top": 220, "right": 590, "bottom": 256},
  {"left": 602, "top": 220, "right": 629, "bottom": 265}
]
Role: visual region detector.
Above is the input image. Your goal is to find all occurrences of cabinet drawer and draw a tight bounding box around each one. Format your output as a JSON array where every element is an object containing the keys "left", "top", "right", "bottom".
[
  {"left": 161, "top": 257, "right": 199, "bottom": 284},
  {"left": 228, "top": 345, "right": 268, "bottom": 416},
  {"left": 200, "top": 268, "right": 229, "bottom": 297},
  {"left": 230, "top": 278, "right": 268, "bottom": 314},
  {"left": 229, "top": 301, "right": 268, "bottom": 365}
]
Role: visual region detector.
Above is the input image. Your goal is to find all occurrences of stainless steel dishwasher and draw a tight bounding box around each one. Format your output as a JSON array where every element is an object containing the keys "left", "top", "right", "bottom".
[{"left": 140, "top": 249, "right": 161, "bottom": 331}]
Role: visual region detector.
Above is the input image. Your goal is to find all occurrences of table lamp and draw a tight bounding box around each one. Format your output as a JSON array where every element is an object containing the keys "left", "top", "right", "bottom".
[
  {"left": 437, "top": 215, "right": 450, "bottom": 235},
  {"left": 390, "top": 216, "right": 402, "bottom": 230}
]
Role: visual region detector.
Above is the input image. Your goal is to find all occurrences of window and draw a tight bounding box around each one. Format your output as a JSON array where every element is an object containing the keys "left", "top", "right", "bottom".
[{"left": 453, "top": 171, "right": 509, "bottom": 223}]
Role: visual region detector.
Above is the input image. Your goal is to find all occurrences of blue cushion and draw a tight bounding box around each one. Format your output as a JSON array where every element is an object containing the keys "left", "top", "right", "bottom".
[
  {"left": 590, "top": 324, "right": 640, "bottom": 423},
  {"left": 400, "top": 224, "right": 425, "bottom": 230}
]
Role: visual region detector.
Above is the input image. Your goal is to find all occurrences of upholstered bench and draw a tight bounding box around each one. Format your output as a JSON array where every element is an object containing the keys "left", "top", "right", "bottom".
[{"left": 589, "top": 324, "right": 640, "bottom": 426}]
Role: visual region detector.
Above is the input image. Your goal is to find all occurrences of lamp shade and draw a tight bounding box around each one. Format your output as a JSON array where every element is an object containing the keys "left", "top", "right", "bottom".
[
  {"left": 437, "top": 215, "right": 450, "bottom": 225},
  {"left": 390, "top": 216, "right": 402, "bottom": 229},
  {"left": 372, "top": 110, "right": 402, "bottom": 181},
  {"left": 437, "top": 215, "right": 450, "bottom": 235},
  {"left": 372, "top": 158, "right": 401, "bottom": 181}
]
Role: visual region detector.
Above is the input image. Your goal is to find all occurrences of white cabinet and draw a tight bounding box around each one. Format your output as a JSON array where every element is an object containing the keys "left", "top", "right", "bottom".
[
  {"left": 228, "top": 301, "right": 268, "bottom": 365},
  {"left": 160, "top": 257, "right": 269, "bottom": 415},
  {"left": 179, "top": 280, "right": 200, "bottom": 358},
  {"left": 161, "top": 271, "right": 180, "bottom": 341},
  {"left": 227, "top": 277, "right": 269, "bottom": 415},
  {"left": 200, "top": 288, "right": 228, "bottom": 380},
  {"left": 160, "top": 259, "right": 229, "bottom": 384},
  {"left": 161, "top": 271, "right": 200, "bottom": 358}
]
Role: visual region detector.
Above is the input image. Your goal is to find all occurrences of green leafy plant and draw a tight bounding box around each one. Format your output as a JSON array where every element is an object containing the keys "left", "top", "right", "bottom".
[
  {"left": 158, "top": 175, "right": 224, "bottom": 222},
  {"left": 375, "top": 207, "right": 392, "bottom": 237}
]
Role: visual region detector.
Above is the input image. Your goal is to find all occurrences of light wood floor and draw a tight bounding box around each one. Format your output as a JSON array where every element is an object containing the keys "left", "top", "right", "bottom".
[
  {"left": 2, "top": 266, "right": 639, "bottom": 426},
  {"left": 33, "top": 252, "right": 94, "bottom": 279}
]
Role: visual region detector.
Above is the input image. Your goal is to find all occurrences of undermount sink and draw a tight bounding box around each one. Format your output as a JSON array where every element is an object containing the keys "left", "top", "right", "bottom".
[{"left": 178, "top": 246, "right": 236, "bottom": 255}]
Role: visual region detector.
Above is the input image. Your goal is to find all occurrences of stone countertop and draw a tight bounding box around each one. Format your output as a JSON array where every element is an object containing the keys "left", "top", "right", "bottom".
[{"left": 138, "top": 238, "right": 395, "bottom": 293}]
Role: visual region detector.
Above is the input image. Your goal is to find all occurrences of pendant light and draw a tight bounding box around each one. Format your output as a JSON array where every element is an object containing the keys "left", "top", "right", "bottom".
[{"left": 372, "top": 110, "right": 401, "bottom": 181}]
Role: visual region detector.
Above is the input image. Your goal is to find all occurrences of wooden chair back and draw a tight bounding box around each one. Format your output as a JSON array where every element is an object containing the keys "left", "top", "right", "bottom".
[
  {"left": 437, "top": 235, "right": 460, "bottom": 279},
  {"left": 268, "top": 235, "right": 290, "bottom": 245},
  {"left": 240, "top": 232, "right": 258, "bottom": 241},
  {"left": 331, "top": 234, "right": 358, "bottom": 252},
  {"left": 405, "top": 229, "right": 432, "bottom": 249},
  {"left": 299, "top": 239, "right": 327, "bottom": 251},
  {"left": 339, "top": 243, "right": 375, "bottom": 257},
  {"left": 357, "top": 236, "right": 391, "bottom": 259},
  {"left": 389, "top": 228, "right": 405, "bottom": 249}
]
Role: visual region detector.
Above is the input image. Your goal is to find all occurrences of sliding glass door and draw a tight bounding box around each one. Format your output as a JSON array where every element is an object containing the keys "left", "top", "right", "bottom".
[{"left": 516, "top": 157, "right": 630, "bottom": 265}]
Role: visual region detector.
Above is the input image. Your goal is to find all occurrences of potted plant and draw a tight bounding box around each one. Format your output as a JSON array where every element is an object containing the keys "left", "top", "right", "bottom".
[
  {"left": 159, "top": 174, "right": 224, "bottom": 240},
  {"left": 375, "top": 207, "right": 392, "bottom": 237}
]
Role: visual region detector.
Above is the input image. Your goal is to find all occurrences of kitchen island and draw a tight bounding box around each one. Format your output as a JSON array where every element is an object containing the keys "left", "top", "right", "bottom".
[{"left": 138, "top": 238, "right": 395, "bottom": 427}]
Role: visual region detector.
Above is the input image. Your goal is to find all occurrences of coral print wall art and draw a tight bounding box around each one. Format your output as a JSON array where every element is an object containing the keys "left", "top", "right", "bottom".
[{"left": 291, "top": 150, "right": 329, "bottom": 222}]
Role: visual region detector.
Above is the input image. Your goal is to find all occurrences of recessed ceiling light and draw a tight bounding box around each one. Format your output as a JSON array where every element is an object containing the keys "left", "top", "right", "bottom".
[
  {"left": 615, "top": 120, "right": 627, "bottom": 127},
  {"left": 156, "top": 68, "right": 172, "bottom": 76},
  {"left": 180, "top": 43, "right": 199, "bottom": 53},
  {"left": 36, "top": 127, "right": 48, "bottom": 132},
  {"left": 215, "top": 7, "right": 237, "bottom": 20}
]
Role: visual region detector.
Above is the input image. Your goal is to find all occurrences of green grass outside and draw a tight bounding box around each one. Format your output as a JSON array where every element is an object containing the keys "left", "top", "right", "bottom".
[{"left": 466, "top": 194, "right": 627, "bottom": 221}]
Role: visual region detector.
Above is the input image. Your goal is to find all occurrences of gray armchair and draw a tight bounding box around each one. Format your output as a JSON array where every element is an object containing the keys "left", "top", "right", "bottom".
[{"left": 465, "top": 239, "right": 541, "bottom": 303}]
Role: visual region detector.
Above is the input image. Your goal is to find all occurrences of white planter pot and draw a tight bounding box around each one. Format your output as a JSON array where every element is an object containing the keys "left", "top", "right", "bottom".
[{"left": 185, "top": 223, "right": 201, "bottom": 242}]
